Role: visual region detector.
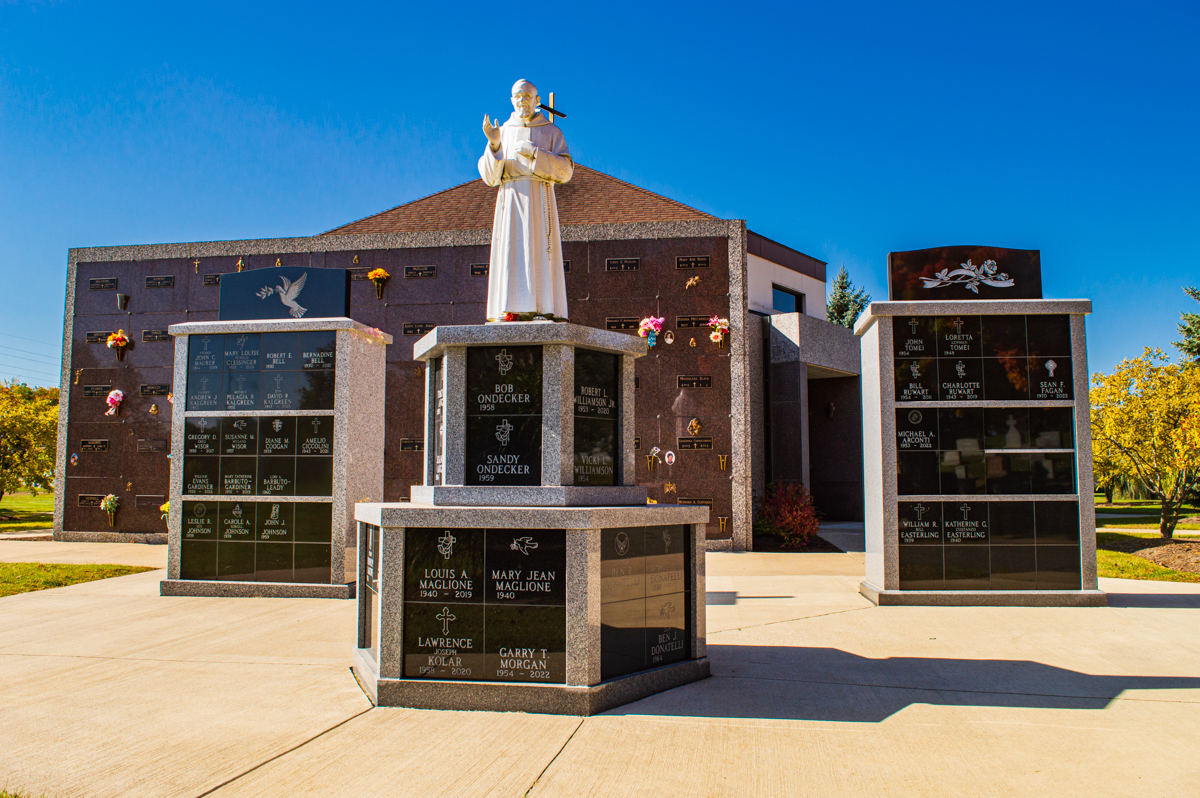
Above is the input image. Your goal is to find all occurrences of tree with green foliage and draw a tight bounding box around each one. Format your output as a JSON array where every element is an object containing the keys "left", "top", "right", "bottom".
[
  {"left": 826, "top": 265, "right": 871, "bottom": 328},
  {"left": 1174, "top": 285, "right": 1200, "bottom": 362},
  {"left": 1090, "top": 350, "right": 1200, "bottom": 538},
  {"left": 0, "top": 381, "right": 59, "bottom": 504}
]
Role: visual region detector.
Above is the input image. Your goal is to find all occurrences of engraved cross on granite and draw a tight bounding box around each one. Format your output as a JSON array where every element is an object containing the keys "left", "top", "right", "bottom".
[
  {"left": 908, "top": 318, "right": 919, "bottom": 334},
  {"left": 953, "top": 318, "right": 965, "bottom": 334},
  {"left": 959, "top": 503, "right": 972, "bottom": 519},
  {"left": 913, "top": 503, "right": 928, "bottom": 520},
  {"left": 437, "top": 607, "right": 456, "bottom": 635}
]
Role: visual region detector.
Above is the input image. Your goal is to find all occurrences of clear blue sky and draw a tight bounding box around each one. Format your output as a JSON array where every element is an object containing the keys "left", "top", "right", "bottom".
[{"left": 2, "top": 0, "right": 1197, "bottom": 387}]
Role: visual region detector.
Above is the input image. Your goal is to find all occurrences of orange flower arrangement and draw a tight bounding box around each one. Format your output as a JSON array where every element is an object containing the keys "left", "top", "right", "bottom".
[
  {"left": 106, "top": 329, "right": 130, "bottom": 361},
  {"left": 368, "top": 268, "right": 390, "bottom": 299}
]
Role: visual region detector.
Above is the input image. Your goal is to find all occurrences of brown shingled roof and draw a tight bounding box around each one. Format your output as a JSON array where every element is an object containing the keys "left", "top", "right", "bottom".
[{"left": 322, "top": 164, "right": 716, "bottom": 235}]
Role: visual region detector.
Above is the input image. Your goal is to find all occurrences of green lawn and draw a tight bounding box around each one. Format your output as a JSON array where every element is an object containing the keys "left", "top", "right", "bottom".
[
  {"left": 1098, "top": 520, "right": 1200, "bottom": 532},
  {"left": 1096, "top": 531, "right": 1200, "bottom": 584},
  {"left": 1093, "top": 495, "right": 1200, "bottom": 515},
  {"left": 0, "top": 562, "right": 155, "bottom": 598},
  {"left": 0, "top": 492, "right": 54, "bottom": 532}
]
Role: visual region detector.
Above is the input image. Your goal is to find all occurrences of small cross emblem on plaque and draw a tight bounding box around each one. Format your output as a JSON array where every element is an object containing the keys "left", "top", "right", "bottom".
[
  {"left": 235, "top": 376, "right": 246, "bottom": 392},
  {"left": 913, "top": 503, "right": 928, "bottom": 520},
  {"left": 273, "top": 374, "right": 283, "bottom": 391},
  {"left": 437, "top": 607, "right": 456, "bottom": 635},
  {"left": 908, "top": 318, "right": 919, "bottom": 334},
  {"left": 959, "top": 503, "right": 972, "bottom": 519},
  {"left": 953, "top": 318, "right": 964, "bottom": 334},
  {"left": 495, "top": 349, "right": 513, "bottom": 376},
  {"left": 438, "top": 532, "right": 456, "bottom": 560}
]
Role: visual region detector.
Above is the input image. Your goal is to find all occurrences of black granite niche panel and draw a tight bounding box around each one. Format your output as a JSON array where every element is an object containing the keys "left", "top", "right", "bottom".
[
  {"left": 895, "top": 500, "right": 1082, "bottom": 591},
  {"left": 186, "top": 374, "right": 222, "bottom": 414},
  {"left": 185, "top": 332, "right": 335, "bottom": 412},
  {"left": 895, "top": 406, "right": 1077, "bottom": 496},
  {"left": 894, "top": 315, "right": 1074, "bottom": 404},
  {"left": 182, "top": 416, "right": 333, "bottom": 497},
  {"left": 893, "top": 316, "right": 937, "bottom": 359},
  {"left": 179, "top": 500, "right": 331, "bottom": 583},
  {"left": 403, "top": 528, "right": 566, "bottom": 683},
  {"left": 895, "top": 359, "right": 936, "bottom": 401},
  {"left": 465, "top": 346, "right": 542, "bottom": 486},
  {"left": 600, "top": 525, "right": 690, "bottom": 680},
  {"left": 573, "top": 349, "right": 618, "bottom": 486}
]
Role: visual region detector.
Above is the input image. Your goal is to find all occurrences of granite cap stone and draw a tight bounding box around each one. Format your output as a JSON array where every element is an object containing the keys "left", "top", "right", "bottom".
[
  {"left": 854, "top": 299, "right": 1093, "bottom": 336},
  {"left": 412, "top": 321, "right": 647, "bottom": 362},
  {"left": 168, "top": 316, "right": 393, "bottom": 344},
  {"left": 356, "top": 502, "right": 708, "bottom": 529}
]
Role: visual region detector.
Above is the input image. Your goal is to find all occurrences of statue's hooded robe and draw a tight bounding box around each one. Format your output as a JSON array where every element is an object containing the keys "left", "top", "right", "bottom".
[{"left": 478, "top": 110, "right": 573, "bottom": 321}]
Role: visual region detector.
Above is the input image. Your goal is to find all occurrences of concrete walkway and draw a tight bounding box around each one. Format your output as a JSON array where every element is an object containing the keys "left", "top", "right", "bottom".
[
  {"left": 1, "top": 543, "right": 1198, "bottom": 797},
  {"left": 0, "top": 538, "right": 168, "bottom": 567}
]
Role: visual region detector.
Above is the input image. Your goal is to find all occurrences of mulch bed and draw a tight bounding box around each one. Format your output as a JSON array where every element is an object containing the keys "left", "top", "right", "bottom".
[
  {"left": 1101, "top": 536, "right": 1200, "bottom": 574},
  {"left": 751, "top": 533, "right": 843, "bottom": 553}
]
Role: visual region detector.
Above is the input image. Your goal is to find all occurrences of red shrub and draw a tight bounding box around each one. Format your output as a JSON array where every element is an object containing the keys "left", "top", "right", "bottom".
[{"left": 755, "top": 483, "right": 822, "bottom": 549}]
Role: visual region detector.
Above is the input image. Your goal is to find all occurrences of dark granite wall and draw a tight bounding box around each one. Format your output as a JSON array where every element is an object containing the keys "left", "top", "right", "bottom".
[{"left": 66, "top": 237, "right": 737, "bottom": 536}]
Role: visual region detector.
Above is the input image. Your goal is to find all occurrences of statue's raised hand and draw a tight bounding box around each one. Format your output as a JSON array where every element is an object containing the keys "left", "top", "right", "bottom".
[{"left": 483, "top": 115, "right": 501, "bottom": 150}]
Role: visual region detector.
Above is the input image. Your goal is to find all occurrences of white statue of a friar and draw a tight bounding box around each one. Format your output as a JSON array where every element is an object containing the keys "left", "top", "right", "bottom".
[{"left": 479, "top": 79, "right": 573, "bottom": 322}]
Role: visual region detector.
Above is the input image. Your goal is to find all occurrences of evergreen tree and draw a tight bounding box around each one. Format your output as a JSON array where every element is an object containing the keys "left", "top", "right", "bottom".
[
  {"left": 826, "top": 265, "right": 871, "bottom": 328},
  {"left": 1174, "top": 285, "right": 1200, "bottom": 362}
]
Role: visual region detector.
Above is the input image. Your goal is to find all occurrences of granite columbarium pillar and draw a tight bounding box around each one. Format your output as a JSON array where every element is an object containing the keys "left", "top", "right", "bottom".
[
  {"left": 856, "top": 246, "right": 1105, "bottom": 606},
  {"left": 161, "top": 267, "right": 390, "bottom": 598}
]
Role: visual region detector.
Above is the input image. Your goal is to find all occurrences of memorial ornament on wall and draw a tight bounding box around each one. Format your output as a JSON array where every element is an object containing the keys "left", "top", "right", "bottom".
[{"left": 646, "top": 446, "right": 661, "bottom": 472}]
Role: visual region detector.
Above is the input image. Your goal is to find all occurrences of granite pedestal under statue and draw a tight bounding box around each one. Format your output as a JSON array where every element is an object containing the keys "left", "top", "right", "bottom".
[{"left": 353, "top": 322, "right": 710, "bottom": 715}]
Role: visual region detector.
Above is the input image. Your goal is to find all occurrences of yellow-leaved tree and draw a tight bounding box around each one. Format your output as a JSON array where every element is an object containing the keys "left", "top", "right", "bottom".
[
  {"left": 1090, "top": 349, "right": 1200, "bottom": 537},
  {"left": 0, "top": 381, "right": 60, "bottom": 504}
]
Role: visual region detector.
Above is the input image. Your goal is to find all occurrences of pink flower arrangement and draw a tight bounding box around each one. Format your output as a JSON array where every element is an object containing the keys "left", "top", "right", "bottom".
[
  {"left": 105, "top": 389, "right": 124, "bottom": 416},
  {"left": 638, "top": 316, "right": 665, "bottom": 347},
  {"left": 708, "top": 316, "right": 730, "bottom": 345}
]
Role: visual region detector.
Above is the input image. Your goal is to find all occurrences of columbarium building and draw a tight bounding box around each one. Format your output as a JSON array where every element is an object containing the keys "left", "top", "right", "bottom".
[{"left": 53, "top": 166, "right": 864, "bottom": 550}]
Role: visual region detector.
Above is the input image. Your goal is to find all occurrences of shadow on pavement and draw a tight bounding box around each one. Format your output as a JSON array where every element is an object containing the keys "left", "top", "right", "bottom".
[{"left": 606, "top": 645, "right": 1200, "bottom": 722}]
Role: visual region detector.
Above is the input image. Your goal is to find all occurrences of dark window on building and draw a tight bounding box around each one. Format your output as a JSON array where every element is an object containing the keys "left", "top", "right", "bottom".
[{"left": 772, "top": 285, "right": 805, "bottom": 314}]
